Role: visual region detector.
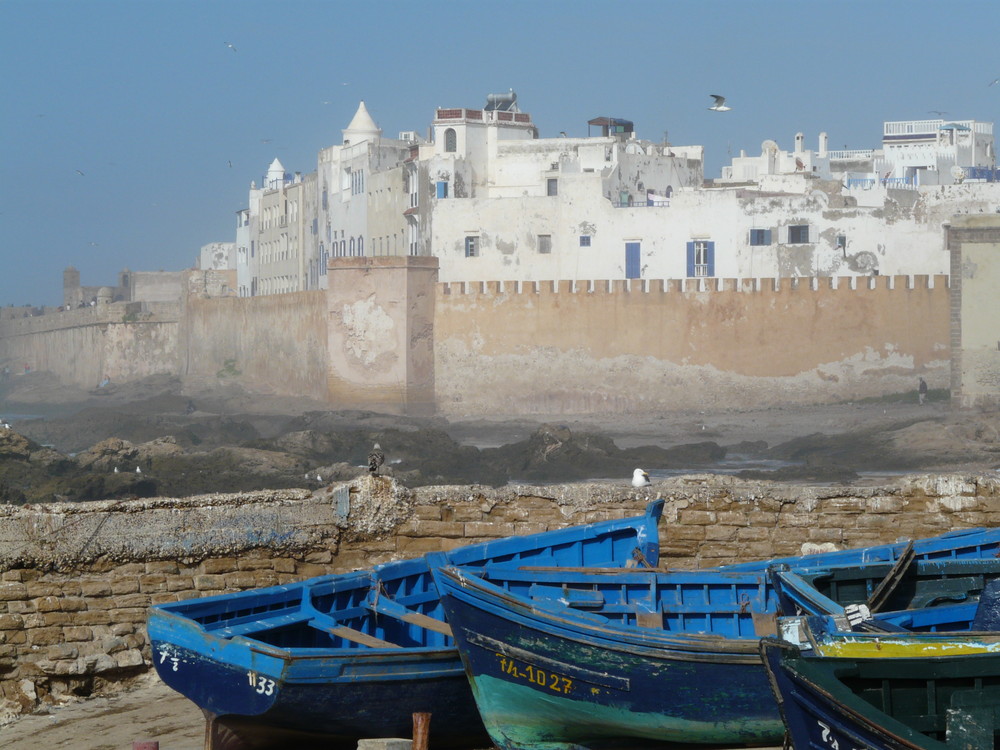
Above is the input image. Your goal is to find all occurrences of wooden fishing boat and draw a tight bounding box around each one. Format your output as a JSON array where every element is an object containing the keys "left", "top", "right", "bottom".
[
  {"left": 432, "top": 528, "right": 1000, "bottom": 750},
  {"left": 770, "top": 575, "right": 1000, "bottom": 662},
  {"left": 771, "top": 549, "right": 1000, "bottom": 620},
  {"left": 761, "top": 626, "right": 1000, "bottom": 749},
  {"left": 147, "top": 500, "right": 664, "bottom": 750}
]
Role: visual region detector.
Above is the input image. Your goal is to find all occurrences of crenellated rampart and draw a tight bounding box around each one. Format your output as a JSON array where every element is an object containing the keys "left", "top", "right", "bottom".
[
  {"left": 435, "top": 274, "right": 950, "bottom": 413},
  {"left": 0, "top": 269, "right": 953, "bottom": 413},
  {"left": 0, "top": 302, "right": 181, "bottom": 389}
]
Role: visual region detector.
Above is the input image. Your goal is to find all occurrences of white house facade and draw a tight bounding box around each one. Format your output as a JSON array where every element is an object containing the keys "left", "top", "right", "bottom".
[{"left": 230, "top": 97, "right": 1000, "bottom": 296}]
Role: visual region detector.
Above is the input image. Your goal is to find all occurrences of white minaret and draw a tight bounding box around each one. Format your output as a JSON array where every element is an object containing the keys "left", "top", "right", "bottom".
[
  {"left": 265, "top": 158, "right": 286, "bottom": 189},
  {"left": 342, "top": 101, "right": 381, "bottom": 146}
]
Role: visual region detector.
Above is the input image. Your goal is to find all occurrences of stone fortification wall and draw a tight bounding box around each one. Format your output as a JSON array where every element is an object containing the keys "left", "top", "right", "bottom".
[
  {"left": 435, "top": 274, "right": 951, "bottom": 414},
  {"left": 180, "top": 291, "right": 328, "bottom": 397},
  {"left": 0, "top": 472, "right": 997, "bottom": 719},
  {"left": 0, "top": 303, "right": 180, "bottom": 389}
]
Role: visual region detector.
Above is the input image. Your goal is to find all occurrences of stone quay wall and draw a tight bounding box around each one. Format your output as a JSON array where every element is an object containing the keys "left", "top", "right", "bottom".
[{"left": 0, "top": 472, "right": 998, "bottom": 720}]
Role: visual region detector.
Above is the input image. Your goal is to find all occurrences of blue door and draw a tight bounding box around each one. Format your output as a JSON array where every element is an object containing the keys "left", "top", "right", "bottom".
[{"left": 625, "top": 242, "right": 641, "bottom": 279}]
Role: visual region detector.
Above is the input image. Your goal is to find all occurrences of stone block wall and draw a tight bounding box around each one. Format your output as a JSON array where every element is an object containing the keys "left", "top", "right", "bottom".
[{"left": 0, "top": 472, "right": 998, "bottom": 720}]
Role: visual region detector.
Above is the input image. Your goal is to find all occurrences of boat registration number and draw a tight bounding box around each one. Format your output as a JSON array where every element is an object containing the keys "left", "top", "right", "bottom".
[
  {"left": 247, "top": 670, "right": 276, "bottom": 696},
  {"left": 816, "top": 720, "right": 863, "bottom": 750},
  {"left": 496, "top": 654, "right": 574, "bottom": 694}
]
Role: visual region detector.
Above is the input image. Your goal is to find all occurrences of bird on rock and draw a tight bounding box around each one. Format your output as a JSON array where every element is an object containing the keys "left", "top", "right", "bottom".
[
  {"left": 631, "top": 468, "right": 651, "bottom": 488},
  {"left": 368, "top": 443, "right": 385, "bottom": 475}
]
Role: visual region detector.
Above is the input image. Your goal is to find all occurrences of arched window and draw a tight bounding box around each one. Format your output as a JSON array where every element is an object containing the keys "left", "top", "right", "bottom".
[
  {"left": 358, "top": 236, "right": 364, "bottom": 256},
  {"left": 349, "top": 237, "right": 355, "bottom": 255},
  {"left": 445, "top": 128, "right": 457, "bottom": 153}
]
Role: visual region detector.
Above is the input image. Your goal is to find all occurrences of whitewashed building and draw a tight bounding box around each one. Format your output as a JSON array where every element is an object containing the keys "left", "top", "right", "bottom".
[
  {"left": 315, "top": 101, "right": 414, "bottom": 287},
  {"left": 232, "top": 98, "right": 1000, "bottom": 295}
]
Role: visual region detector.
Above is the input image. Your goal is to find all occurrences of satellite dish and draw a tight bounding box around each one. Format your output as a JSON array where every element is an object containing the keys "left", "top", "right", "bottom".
[
  {"left": 761, "top": 139, "right": 779, "bottom": 154},
  {"left": 951, "top": 165, "right": 966, "bottom": 182}
]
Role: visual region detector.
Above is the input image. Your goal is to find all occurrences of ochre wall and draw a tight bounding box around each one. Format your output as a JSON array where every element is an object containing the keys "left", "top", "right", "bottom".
[
  {"left": 0, "top": 269, "right": 953, "bottom": 413},
  {"left": 435, "top": 275, "right": 951, "bottom": 414},
  {"left": 0, "top": 303, "right": 180, "bottom": 389},
  {"left": 181, "top": 291, "right": 328, "bottom": 397}
]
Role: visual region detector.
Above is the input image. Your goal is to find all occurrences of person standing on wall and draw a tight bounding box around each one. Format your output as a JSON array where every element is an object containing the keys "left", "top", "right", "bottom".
[{"left": 918, "top": 377, "right": 928, "bottom": 405}]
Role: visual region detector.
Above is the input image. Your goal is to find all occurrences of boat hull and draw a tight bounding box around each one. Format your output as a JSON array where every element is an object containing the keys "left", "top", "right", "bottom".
[
  {"left": 761, "top": 639, "right": 948, "bottom": 750},
  {"left": 437, "top": 570, "right": 784, "bottom": 749},
  {"left": 151, "top": 635, "right": 486, "bottom": 750},
  {"left": 148, "top": 500, "right": 667, "bottom": 749}
]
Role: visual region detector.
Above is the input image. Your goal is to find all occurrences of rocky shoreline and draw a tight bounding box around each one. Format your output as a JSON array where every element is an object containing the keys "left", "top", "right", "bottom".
[{"left": 0, "top": 374, "right": 998, "bottom": 504}]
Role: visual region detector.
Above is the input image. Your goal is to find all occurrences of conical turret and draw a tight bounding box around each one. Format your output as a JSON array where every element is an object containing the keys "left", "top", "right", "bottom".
[{"left": 342, "top": 101, "right": 381, "bottom": 145}]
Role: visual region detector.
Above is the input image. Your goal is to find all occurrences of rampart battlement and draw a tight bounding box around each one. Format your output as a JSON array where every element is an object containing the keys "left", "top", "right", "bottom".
[
  {"left": 0, "top": 301, "right": 180, "bottom": 338},
  {"left": 439, "top": 274, "right": 950, "bottom": 297}
]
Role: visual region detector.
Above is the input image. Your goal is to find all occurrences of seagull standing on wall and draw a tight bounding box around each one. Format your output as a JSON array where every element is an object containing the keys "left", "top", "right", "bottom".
[
  {"left": 368, "top": 443, "right": 385, "bottom": 476},
  {"left": 708, "top": 95, "right": 731, "bottom": 112},
  {"left": 631, "top": 468, "right": 651, "bottom": 488}
]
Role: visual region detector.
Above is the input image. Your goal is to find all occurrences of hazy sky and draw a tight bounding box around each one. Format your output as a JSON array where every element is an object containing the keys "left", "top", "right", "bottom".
[{"left": 3, "top": 0, "right": 999, "bottom": 306}]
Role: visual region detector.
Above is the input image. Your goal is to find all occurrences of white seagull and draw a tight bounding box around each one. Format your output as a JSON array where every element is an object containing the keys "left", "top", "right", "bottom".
[
  {"left": 708, "top": 94, "right": 731, "bottom": 112},
  {"left": 631, "top": 468, "right": 651, "bottom": 488},
  {"left": 135, "top": 466, "right": 142, "bottom": 474},
  {"left": 225, "top": 42, "right": 237, "bottom": 52}
]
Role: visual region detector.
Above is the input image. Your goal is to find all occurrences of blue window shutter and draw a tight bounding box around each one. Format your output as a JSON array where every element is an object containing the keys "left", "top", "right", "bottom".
[
  {"left": 764, "top": 229, "right": 772, "bottom": 245},
  {"left": 706, "top": 241, "right": 715, "bottom": 277},
  {"left": 686, "top": 241, "right": 695, "bottom": 277},
  {"left": 625, "top": 242, "right": 640, "bottom": 279},
  {"left": 436, "top": 181, "right": 448, "bottom": 199}
]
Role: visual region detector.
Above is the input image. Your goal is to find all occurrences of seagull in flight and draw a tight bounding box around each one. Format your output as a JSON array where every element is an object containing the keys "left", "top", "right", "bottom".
[
  {"left": 708, "top": 94, "right": 731, "bottom": 112},
  {"left": 990, "top": 78, "right": 1000, "bottom": 87},
  {"left": 225, "top": 41, "right": 237, "bottom": 52},
  {"left": 928, "top": 110, "right": 948, "bottom": 117},
  {"left": 75, "top": 169, "right": 85, "bottom": 176}
]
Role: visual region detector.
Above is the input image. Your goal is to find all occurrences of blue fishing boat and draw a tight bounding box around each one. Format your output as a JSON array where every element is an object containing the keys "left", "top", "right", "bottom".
[
  {"left": 761, "top": 614, "right": 1000, "bottom": 750},
  {"left": 432, "top": 527, "right": 1000, "bottom": 750},
  {"left": 147, "top": 500, "right": 664, "bottom": 750},
  {"left": 771, "top": 549, "right": 1000, "bottom": 620}
]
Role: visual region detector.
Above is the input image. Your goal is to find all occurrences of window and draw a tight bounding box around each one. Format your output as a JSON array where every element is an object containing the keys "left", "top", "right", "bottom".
[
  {"left": 546, "top": 178, "right": 558, "bottom": 196},
  {"left": 436, "top": 181, "right": 448, "bottom": 199},
  {"left": 579, "top": 235, "right": 591, "bottom": 247},
  {"left": 836, "top": 235, "right": 847, "bottom": 253},
  {"left": 464, "top": 236, "right": 479, "bottom": 257},
  {"left": 686, "top": 240, "right": 715, "bottom": 277},
  {"left": 445, "top": 128, "right": 457, "bottom": 153},
  {"left": 537, "top": 235, "right": 552, "bottom": 254},
  {"left": 625, "top": 242, "right": 641, "bottom": 278},
  {"left": 788, "top": 225, "right": 810, "bottom": 244},
  {"left": 749, "top": 229, "right": 772, "bottom": 246}
]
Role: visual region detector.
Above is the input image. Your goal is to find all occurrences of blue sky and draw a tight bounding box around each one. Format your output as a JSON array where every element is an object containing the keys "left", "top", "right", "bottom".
[{"left": 3, "top": 0, "right": 999, "bottom": 307}]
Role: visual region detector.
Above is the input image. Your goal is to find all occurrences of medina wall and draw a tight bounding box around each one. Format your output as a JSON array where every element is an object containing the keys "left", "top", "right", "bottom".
[
  {"left": 180, "top": 291, "right": 328, "bottom": 398},
  {"left": 434, "top": 274, "right": 951, "bottom": 415},
  {"left": 0, "top": 303, "right": 180, "bottom": 390},
  {"left": 948, "top": 216, "right": 1000, "bottom": 406}
]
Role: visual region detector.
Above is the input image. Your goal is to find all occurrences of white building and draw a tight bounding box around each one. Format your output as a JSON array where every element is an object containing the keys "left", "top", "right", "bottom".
[
  {"left": 235, "top": 208, "right": 251, "bottom": 297},
  {"left": 315, "top": 101, "right": 414, "bottom": 287},
  {"left": 231, "top": 99, "right": 1000, "bottom": 294}
]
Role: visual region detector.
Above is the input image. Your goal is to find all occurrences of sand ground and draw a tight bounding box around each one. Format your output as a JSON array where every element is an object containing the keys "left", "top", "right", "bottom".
[
  {"left": 0, "top": 672, "right": 781, "bottom": 750},
  {"left": 0, "top": 673, "right": 202, "bottom": 749}
]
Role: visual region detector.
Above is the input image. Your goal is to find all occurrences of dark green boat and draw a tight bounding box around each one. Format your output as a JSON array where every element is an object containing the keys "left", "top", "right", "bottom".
[{"left": 762, "top": 631, "right": 1000, "bottom": 749}]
